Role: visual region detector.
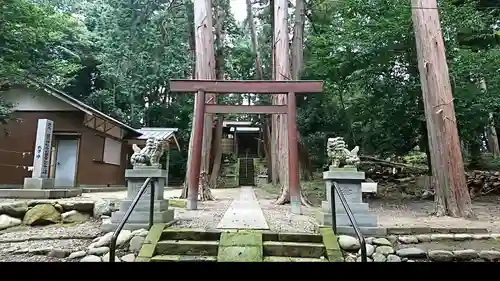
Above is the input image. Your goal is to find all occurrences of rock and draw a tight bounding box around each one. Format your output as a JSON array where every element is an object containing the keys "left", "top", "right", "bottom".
[
  {"left": 365, "top": 237, "right": 374, "bottom": 244},
  {"left": 117, "top": 230, "right": 133, "bottom": 246},
  {"left": 129, "top": 236, "right": 145, "bottom": 252},
  {"left": 0, "top": 201, "right": 28, "bottom": 218},
  {"left": 61, "top": 210, "right": 89, "bottom": 223},
  {"left": 94, "top": 232, "right": 113, "bottom": 247},
  {"left": 93, "top": 199, "right": 118, "bottom": 218},
  {"left": 29, "top": 247, "right": 53, "bottom": 255},
  {"left": 68, "top": 250, "right": 87, "bottom": 259},
  {"left": 398, "top": 236, "right": 418, "bottom": 244},
  {"left": 132, "top": 228, "right": 148, "bottom": 237},
  {"left": 121, "top": 253, "right": 136, "bottom": 262},
  {"left": 372, "top": 237, "right": 392, "bottom": 246},
  {"left": 92, "top": 236, "right": 101, "bottom": 243},
  {"left": 401, "top": 257, "right": 408, "bottom": 262},
  {"left": 47, "top": 248, "right": 69, "bottom": 258},
  {"left": 430, "top": 234, "right": 453, "bottom": 241},
  {"left": 386, "top": 235, "right": 398, "bottom": 245},
  {"left": 428, "top": 250, "right": 453, "bottom": 262},
  {"left": 53, "top": 203, "right": 63, "bottom": 212},
  {"left": 23, "top": 204, "right": 61, "bottom": 226},
  {"left": 478, "top": 250, "right": 500, "bottom": 261},
  {"left": 102, "top": 252, "right": 121, "bottom": 262},
  {"left": 416, "top": 234, "right": 431, "bottom": 242},
  {"left": 407, "top": 259, "right": 415, "bottom": 262},
  {"left": 356, "top": 256, "right": 372, "bottom": 262},
  {"left": 80, "top": 255, "right": 102, "bottom": 262},
  {"left": 0, "top": 214, "right": 21, "bottom": 230},
  {"left": 453, "top": 249, "right": 478, "bottom": 261},
  {"left": 453, "top": 233, "right": 472, "bottom": 241},
  {"left": 59, "top": 201, "right": 94, "bottom": 213},
  {"left": 387, "top": 254, "right": 402, "bottom": 262},
  {"left": 338, "top": 235, "right": 360, "bottom": 251},
  {"left": 345, "top": 255, "right": 356, "bottom": 262},
  {"left": 372, "top": 253, "right": 386, "bottom": 262},
  {"left": 88, "top": 247, "right": 110, "bottom": 255},
  {"left": 396, "top": 247, "right": 427, "bottom": 258},
  {"left": 472, "top": 234, "right": 491, "bottom": 240},
  {"left": 375, "top": 245, "right": 394, "bottom": 255}
]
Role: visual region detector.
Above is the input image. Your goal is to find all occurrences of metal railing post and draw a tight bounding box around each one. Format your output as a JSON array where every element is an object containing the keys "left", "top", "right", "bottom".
[
  {"left": 109, "top": 177, "right": 152, "bottom": 263},
  {"left": 331, "top": 181, "right": 367, "bottom": 262},
  {"left": 149, "top": 180, "right": 155, "bottom": 229}
]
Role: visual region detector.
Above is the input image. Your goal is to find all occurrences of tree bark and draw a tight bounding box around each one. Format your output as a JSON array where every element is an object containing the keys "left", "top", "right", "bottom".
[
  {"left": 274, "top": 0, "right": 292, "bottom": 205},
  {"left": 411, "top": 0, "right": 474, "bottom": 218},
  {"left": 246, "top": 0, "right": 263, "bottom": 80},
  {"left": 182, "top": 0, "right": 216, "bottom": 201},
  {"left": 270, "top": 0, "right": 278, "bottom": 185}
]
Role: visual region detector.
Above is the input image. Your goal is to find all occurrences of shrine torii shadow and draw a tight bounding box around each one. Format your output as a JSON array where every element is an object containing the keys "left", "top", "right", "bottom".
[{"left": 169, "top": 79, "right": 324, "bottom": 214}]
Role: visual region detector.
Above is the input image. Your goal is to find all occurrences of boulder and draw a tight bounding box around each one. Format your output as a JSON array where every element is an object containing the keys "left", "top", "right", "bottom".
[
  {"left": 59, "top": 201, "right": 94, "bottom": 214},
  {"left": 23, "top": 204, "right": 61, "bottom": 225},
  {"left": 0, "top": 201, "right": 28, "bottom": 218},
  {"left": 0, "top": 214, "right": 22, "bottom": 230},
  {"left": 61, "top": 210, "right": 89, "bottom": 223},
  {"left": 93, "top": 199, "right": 118, "bottom": 217},
  {"left": 338, "top": 235, "right": 360, "bottom": 251},
  {"left": 80, "top": 255, "right": 102, "bottom": 262}
]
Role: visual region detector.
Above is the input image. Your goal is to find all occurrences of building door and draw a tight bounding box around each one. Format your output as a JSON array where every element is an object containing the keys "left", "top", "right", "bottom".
[{"left": 54, "top": 139, "right": 79, "bottom": 187}]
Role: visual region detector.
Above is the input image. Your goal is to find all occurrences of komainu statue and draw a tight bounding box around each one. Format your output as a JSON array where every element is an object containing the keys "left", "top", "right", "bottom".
[
  {"left": 130, "top": 137, "right": 165, "bottom": 168},
  {"left": 326, "top": 137, "right": 360, "bottom": 170}
]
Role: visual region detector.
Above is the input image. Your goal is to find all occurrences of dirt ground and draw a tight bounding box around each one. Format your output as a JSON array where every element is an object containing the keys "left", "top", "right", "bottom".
[{"left": 255, "top": 184, "right": 500, "bottom": 233}]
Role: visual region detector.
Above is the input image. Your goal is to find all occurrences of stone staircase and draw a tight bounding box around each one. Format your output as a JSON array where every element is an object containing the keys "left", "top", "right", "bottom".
[
  {"left": 136, "top": 225, "right": 344, "bottom": 262},
  {"left": 238, "top": 158, "right": 255, "bottom": 186},
  {"left": 262, "top": 232, "right": 327, "bottom": 262}
]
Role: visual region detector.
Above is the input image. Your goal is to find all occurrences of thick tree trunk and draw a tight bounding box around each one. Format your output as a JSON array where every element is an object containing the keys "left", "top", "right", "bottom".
[
  {"left": 273, "top": 0, "right": 291, "bottom": 205},
  {"left": 181, "top": 0, "right": 196, "bottom": 199},
  {"left": 246, "top": 0, "right": 263, "bottom": 80},
  {"left": 208, "top": 1, "right": 225, "bottom": 188},
  {"left": 182, "top": 0, "right": 216, "bottom": 201},
  {"left": 270, "top": 0, "right": 278, "bottom": 185},
  {"left": 411, "top": 0, "right": 474, "bottom": 218}
]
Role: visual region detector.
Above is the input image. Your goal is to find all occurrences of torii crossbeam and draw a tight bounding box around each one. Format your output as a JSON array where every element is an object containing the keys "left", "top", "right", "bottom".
[{"left": 169, "top": 79, "right": 324, "bottom": 214}]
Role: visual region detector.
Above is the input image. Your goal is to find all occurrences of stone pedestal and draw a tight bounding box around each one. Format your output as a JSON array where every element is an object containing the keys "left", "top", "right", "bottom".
[
  {"left": 316, "top": 168, "right": 378, "bottom": 228},
  {"left": 23, "top": 178, "right": 55, "bottom": 189},
  {"left": 101, "top": 168, "right": 174, "bottom": 232}
]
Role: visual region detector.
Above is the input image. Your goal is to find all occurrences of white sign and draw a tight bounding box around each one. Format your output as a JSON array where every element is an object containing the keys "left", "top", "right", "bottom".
[{"left": 32, "top": 119, "right": 54, "bottom": 178}]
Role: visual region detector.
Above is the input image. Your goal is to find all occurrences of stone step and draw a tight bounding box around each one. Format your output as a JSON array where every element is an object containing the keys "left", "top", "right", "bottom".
[
  {"left": 110, "top": 210, "right": 174, "bottom": 224},
  {"left": 318, "top": 212, "right": 377, "bottom": 227},
  {"left": 263, "top": 256, "right": 327, "bottom": 262},
  {"left": 262, "top": 232, "right": 323, "bottom": 243},
  {"left": 161, "top": 229, "right": 221, "bottom": 241},
  {"left": 263, "top": 241, "right": 326, "bottom": 258},
  {"left": 150, "top": 255, "right": 217, "bottom": 262},
  {"left": 101, "top": 222, "right": 152, "bottom": 232},
  {"left": 156, "top": 240, "right": 219, "bottom": 256}
]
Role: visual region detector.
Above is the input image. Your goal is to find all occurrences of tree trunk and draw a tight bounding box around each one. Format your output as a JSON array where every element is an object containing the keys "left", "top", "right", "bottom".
[
  {"left": 181, "top": 0, "right": 196, "bottom": 199},
  {"left": 480, "top": 79, "right": 500, "bottom": 157},
  {"left": 246, "top": 0, "right": 263, "bottom": 80},
  {"left": 181, "top": 0, "right": 216, "bottom": 201},
  {"left": 208, "top": 0, "right": 225, "bottom": 188},
  {"left": 270, "top": 0, "right": 278, "bottom": 185},
  {"left": 411, "top": 0, "right": 474, "bottom": 218},
  {"left": 274, "top": 0, "right": 292, "bottom": 205}
]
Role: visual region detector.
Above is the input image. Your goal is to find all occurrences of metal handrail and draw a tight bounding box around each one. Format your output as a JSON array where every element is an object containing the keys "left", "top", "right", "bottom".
[
  {"left": 109, "top": 177, "right": 155, "bottom": 262},
  {"left": 330, "top": 181, "right": 368, "bottom": 262}
]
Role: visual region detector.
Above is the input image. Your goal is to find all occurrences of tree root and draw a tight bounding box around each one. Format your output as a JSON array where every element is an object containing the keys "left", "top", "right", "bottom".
[{"left": 275, "top": 185, "right": 312, "bottom": 207}]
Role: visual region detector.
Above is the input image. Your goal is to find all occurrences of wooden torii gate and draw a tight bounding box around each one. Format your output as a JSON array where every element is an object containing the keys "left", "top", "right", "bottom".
[{"left": 169, "top": 79, "right": 324, "bottom": 213}]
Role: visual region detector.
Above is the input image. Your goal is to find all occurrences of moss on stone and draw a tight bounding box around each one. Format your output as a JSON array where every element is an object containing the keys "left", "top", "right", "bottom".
[
  {"left": 143, "top": 223, "right": 166, "bottom": 244},
  {"left": 217, "top": 246, "right": 263, "bottom": 262},
  {"left": 217, "top": 231, "right": 263, "bottom": 262},
  {"left": 138, "top": 244, "right": 156, "bottom": 258},
  {"left": 168, "top": 199, "right": 187, "bottom": 208},
  {"left": 219, "top": 231, "right": 262, "bottom": 247},
  {"left": 320, "top": 227, "right": 343, "bottom": 262}
]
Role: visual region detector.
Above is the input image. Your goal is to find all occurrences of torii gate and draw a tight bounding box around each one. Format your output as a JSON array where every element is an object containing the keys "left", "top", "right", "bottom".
[{"left": 169, "top": 79, "right": 324, "bottom": 214}]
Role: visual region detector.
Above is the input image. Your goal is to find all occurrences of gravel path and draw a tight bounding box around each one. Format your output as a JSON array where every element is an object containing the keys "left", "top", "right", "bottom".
[
  {"left": 371, "top": 196, "right": 500, "bottom": 232},
  {"left": 0, "top": 220, "right": 101, "bottom": 262},
  {"left": 172, "top": 188, "right": 239, "bottom": 230},
  {"left": 254, "top": 188, "right": 317, "bottom": 233}
]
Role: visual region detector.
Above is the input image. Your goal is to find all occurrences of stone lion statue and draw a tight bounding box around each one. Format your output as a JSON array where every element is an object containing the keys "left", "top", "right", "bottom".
[
  {"left": 130, "top": 137, "right": 164, "bottom": 168},
  {"left": 327, "top": 137, "right": 360, "bottom": 170}
]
